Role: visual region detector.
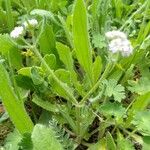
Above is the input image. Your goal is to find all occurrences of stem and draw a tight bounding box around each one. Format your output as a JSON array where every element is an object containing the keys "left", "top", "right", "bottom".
[
  {"left": 31, "top": 45, "right": 78, "bottom": 105},
  {"left": 79, "top": 61, "right": 114, "bottom": 106},
  {"left": 75, "top": 107, "right": 82, "bottom": 142}
]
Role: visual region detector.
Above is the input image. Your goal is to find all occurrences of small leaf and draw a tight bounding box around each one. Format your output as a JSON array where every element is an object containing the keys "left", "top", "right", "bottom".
[
  {"left": 100, "top": 102, "right": 126, "bottom": 121},
  {"left": 104, "top": 79, "right": 125, "bottom": 102}
]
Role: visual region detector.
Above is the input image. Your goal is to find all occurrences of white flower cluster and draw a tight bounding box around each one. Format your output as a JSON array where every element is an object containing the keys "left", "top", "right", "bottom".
[
  {"left": 23, "top": 19, "right": 38, "bottom": 29},
  {"left": 10, "top": 19, "right": 38, "bottom": 39},
  {"left": 105, "top": 30, "right": 133, "bottom": 57}
]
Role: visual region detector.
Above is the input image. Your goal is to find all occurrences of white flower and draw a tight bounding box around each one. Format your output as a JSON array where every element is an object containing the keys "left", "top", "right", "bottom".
[
  {"left": 23, "top": 19, "right": 38, "bottom": 28},
  {"left": 105, "top": 30, "right": 127, "bottom": 40},
  {"left": 106, "top": 30, "right": 133, "bottom": 57},
  {"left": 10, "top": 26, "right": 24, "bottom": 39}
]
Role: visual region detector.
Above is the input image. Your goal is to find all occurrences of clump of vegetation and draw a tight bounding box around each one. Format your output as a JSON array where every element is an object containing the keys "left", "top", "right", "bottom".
[{"left": 0, "top": 0, "right": 150, "bottom": 149}]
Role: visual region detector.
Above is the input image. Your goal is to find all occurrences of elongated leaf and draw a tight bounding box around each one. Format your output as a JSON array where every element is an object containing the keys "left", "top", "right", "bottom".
[
  {"left": 32, "top": 95, "right": 59, "bottom": 113},
  {"left": 73, "top": 0, "right": 93, "bottom": 83},
  {"left": 0, "top": 62, "right": 33, "bottom": 134},
  {"left": 56, "top": 42, "right": 74, "bottom": 71}
]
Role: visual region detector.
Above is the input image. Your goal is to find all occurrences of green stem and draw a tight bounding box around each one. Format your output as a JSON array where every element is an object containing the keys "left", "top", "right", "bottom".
[
  {"left": 79, "top": 61, "right": 114, "bottom": 106},
  {"left": 31, "top": 45, "right": 78, "bottom": 105}
]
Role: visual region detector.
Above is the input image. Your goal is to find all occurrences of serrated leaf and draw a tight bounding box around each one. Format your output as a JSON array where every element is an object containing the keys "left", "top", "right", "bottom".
[
  {"left": 128, "top": 77, "right": 150, "bottom": 95},
  {"left": 73, "top": 0, "right": 93, "bottom": 83},
  {"left": 104, "top": 79, "right": 125, "bottom": 102},
  {"left": 132, "top": 111, "right": 150, "bottom": 136},
  {"left": 92, "top": 33, "right": 106, "bottom": 49},
  {"left": 100, "top": 102, "right": 126, "bottom": 121},
  {"left": 31, "top": 124, "right": 63, "bottom": 150}
]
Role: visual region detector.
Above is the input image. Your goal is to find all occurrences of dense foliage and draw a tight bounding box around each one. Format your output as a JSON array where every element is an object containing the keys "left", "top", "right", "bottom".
[{"left": 0, "top": 0, "right": 150, "bottom": 149}]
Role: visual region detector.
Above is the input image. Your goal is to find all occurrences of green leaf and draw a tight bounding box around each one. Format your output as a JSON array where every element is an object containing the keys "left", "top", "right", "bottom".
[
  {"left": 132, "top": 110, "right": 150, "bottom": 136},
  {"left": 15, "top": 75, "right": 35, "bottom": 90},
  {"left": 92, "top": 33, "right": 106, "bottom": 49},
  {"left": 41, "top": 54, "right": 56, "bottom": 72},
  {"left": 0, "top": 63, "right": 33, "bottom": 134},
  {"left": 73, "top": 0, "right": 93, "bottom": 83},
  {"left": 117, "top": 131, "right": 134, "bottom": 150},
  {"left": 18, "top": 133, "right": 33, "bottom": 150},
  {"left": 0, "top": 34, "right": 22, "bottom": 69},
  {"left": 88, "top": 138, "right": 107, "bottom": 150},
  {"left": 39, "top": 22, "right": 56, "bottom": 55},
  {"left": 128, "top": 77, "right": 150, "bottom": 95},
  {"left": 126, "top": 92, "right": 150, "bottom": 127},
  {"left": 100, "top": 102, "right": 126, "bottom": 121},
  {"left": 31, "top": 67, "right": 44, "bottom": 85},
  {"left": 31, "top": 124, "right": 63, "bottom": 150},
  {"left": 106, "top": 132, "right": 117, "bottom": 150},
  {"left": 103, "top": 79, "right": 125, "bottom": 102},
  {"left": 92, "top": 56, "right": 102, "bottom": 83},
  {"left": 18, "top": 67, "right": 32, "bottom": 77},
  {"left": 143, "top": 136, "right": 150, "bottom": 150},
  {"left": 32, "top": 95, "right": 59, "bottom": 113},
  {"left": 4, "top": 130, "right": 22, "bottom": 150},
  {"left": 48, "top": 69, "right": 73, "bottom": 99},
  {"left": 56, "top": 42, "right": 74, "bottom": 71}
]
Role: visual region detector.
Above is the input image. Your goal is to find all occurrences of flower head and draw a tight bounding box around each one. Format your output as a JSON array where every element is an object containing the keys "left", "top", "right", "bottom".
[
  {"left": 105, "top": 30, "right": 133, "bottom": 57},
  {"left": 23, "top": 19, "right": 38, "bottom": 29},
  {"left": 10, "top": 26, "right": 24, "bottom": 39}
]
